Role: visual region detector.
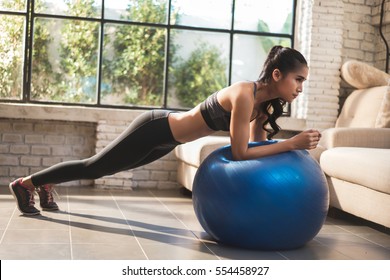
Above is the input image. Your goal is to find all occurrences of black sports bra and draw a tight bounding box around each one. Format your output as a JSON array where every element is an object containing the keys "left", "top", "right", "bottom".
[{"left": 200, "top": 82, "right": 257, "bottom": 131}]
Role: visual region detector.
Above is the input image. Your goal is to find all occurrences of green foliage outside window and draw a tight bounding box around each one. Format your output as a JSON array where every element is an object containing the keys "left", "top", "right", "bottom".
[
  {"left": 172, "top": 43, "right": 227, "bottom": 108},
  {"left": 32, "top": 0, "right": 99, "bottom": 103},
  {"left": 0, "top": 0, "right": 24, "bottom": 98},
  {"left": 31, "top": 17, "right": 55, "bottom": 100},
  {"left": 0, "top": 0, "right": 294, "bottom": 108},
  {"left": 57, "top": 0, "right": 99, "bottom": 103},
  {"left": 104, "top": 0, "right": 169, "bottom": 106}
]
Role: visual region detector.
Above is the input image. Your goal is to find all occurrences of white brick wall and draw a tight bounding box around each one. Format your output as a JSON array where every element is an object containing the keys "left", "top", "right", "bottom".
[
  {"left": 295, "top": 0, "right": 344, "bottom": 129},
  {"left": 0, "top": 117, "right": 179, "bottom": 190},
  {"left": 295, "top": 0, "right": 386, "bottom": 129},
  {"left": 0, "top": 119, "right": 96, "bottom": 187},
  {"left": 372, "top": 0, "right": 390, "bottom": 70}
]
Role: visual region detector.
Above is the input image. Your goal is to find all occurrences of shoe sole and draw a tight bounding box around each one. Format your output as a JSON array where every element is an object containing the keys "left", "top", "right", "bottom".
[
  {"left": 41, "top": 207, "right": 59, "bottom": 211},
  {"left": 9, "top": 183, "right": 41, "bottom": 216}
]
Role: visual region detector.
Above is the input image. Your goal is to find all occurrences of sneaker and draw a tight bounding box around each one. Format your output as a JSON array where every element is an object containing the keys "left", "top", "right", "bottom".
[
  {"left": 9, "top": 178, "right": 40, "bottom": 216},
  {"left": 38, "top": 185, "right": 59, "bottom": 211}
]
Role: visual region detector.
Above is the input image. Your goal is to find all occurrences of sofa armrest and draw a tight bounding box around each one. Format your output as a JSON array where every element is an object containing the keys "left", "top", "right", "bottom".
[
  {"left": 175, "top": 136, "right": 230, "bottom": 167},
  {"left": 320, "top": 128, "right": 390, "bottom": 149}
]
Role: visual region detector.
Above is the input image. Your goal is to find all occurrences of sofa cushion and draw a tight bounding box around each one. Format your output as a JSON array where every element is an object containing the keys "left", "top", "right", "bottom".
[
  {"left": 375, "top": 85, "right": 390, "bottom": 128},
  {"left": 175, "top": 136, "right": 230, "bottom": 167},
  {"left": 335, "top": 86, "right": 386, "bottom": 128},
  {"left": 340, "top": 60, "right": 390, "bottom": 89},
  {"left": 320, "top": 147, "right": 390, "bottom": 194}
]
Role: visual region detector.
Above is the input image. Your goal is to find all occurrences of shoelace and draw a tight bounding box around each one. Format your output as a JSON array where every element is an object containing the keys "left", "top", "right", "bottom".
[
  {"left": 39, "top": 185, "right": 60, "bottom": 202},
  {"left": 26, "top": 188, "right": 36, "bottom": 207}
]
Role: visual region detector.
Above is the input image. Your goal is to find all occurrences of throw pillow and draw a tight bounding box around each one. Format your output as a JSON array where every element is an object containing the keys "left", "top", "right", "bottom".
[{"left": 375, "top": 84, "right": 390, "bottom": 128}]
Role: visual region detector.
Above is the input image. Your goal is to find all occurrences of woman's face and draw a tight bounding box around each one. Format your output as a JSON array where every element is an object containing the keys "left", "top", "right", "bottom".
[{"left": 273, "top": 65, "right": 309, "bottom": 103}]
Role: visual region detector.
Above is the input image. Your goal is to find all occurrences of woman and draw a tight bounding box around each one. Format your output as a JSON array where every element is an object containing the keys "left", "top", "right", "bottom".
[{"left": 9, "top": 45, "right": 321, "bottom": 216}]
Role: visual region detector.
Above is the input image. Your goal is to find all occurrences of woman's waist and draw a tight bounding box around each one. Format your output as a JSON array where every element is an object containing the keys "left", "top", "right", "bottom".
[{"left": 168, "top": 107, "right": 215, "bottom": 143}]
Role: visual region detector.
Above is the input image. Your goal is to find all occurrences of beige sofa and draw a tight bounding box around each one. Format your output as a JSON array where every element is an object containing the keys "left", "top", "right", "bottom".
[
  {"left": 311, "top": 60, "right": 390, "bottom": 228},
  {"left": 175, "top": 135, "right": 230, "bottom": 191}
]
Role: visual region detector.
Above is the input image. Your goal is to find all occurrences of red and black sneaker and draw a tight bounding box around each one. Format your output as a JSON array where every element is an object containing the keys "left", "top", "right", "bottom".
[
  {"left": 38, "top": 185, "right": 59, "bottom": 211},
  {"left": 9, "top": 178, "right": 40, "bottom": 216}
]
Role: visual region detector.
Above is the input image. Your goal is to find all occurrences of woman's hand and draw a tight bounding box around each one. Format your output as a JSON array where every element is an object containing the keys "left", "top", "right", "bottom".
[{"left": 287, "top": 129, "right": 322, "bottom": 150}]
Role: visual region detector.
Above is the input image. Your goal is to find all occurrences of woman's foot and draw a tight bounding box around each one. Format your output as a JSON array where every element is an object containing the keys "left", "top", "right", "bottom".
[
  {"left": 9, "top": 178, "right": 40, "bottom": 216},
  {"left": 37, "top": 185, "right": 59, "bottom": 211}
]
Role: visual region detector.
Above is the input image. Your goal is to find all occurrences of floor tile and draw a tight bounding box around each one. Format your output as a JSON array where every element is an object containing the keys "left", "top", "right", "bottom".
[
  {"left": 315, "top": 233, "right": 378, "bottom": 247},
  {"left": 134, "top": 228, "right": 199, "bottom": 245},
  {"left": 124, "top": 212, "right": 188, "bottom": 231},
  {"left": 278, "top": 243, "right": 350, "bottom": 260},
  {"left": 68, "top": 209, "right": 130, "bottom": 230},
  {"left": 206, "top": 243, "right": 287, "bottom": 260},
  {"left": 67, "top": 196, "right": 118, "bottom": 211},
  {"left": 0, "top": 186, "right": 389, "bottom": 260},
  {"left": 355, "top": 232, "right": 390, "bottom": 248},
  {"left": 180, "top": 219, "right": 205, "bottom": 232},
  {"left": 121, "top": 209, "right": 180, "bottom": 222},
  {"left": 7, "top": 212, "right": 70, "bottom": 231},
  {"left": 0, "top": 217, "right": 12, "bottom": 230},
  {"left": 0, "top": 195, "right": 18, "bottom": 208},
  {"left": 141, "top": 243, "right": 218, "bottom": 260},
  {"left": 333, "top": 244, "right": 390, "bottom": 260},
  {"left": 1, "top": 229, "right": 70, "bottom": 244},
  {"left": 0, "top": 243, "right": 71, "bottom": 260},
  {"left": 71, "top": 227, "right": 136, "bottom": 244},
  {"left": 338, "top": 225, "right": 386, "bottom": 235},
  {"left": 72, "top": 243, "right": 147, "bottom": 260},
  {"left": 317, "top": 224, "right": 350, "bottom": 234}
]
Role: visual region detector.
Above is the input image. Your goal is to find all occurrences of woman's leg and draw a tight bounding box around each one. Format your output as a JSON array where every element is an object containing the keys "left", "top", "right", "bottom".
[
  {"left": 30, "top": 110, "right": 180, "bottom": 186},
  {"left": 10, "top": 110, "right": 180, "bottom": 215}
]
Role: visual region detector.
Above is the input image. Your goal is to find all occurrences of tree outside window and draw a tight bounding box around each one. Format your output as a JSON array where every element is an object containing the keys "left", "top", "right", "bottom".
[{"left": 0, "top": 0, "right": 295, "bottom": 110}]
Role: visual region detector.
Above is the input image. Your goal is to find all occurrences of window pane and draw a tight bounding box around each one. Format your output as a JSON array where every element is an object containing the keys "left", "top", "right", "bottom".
[
  {"left": 231, "top": 35, "right": 291, "bottom": 83},
  {"left": 0, "top": 0, "right": 27, "bottom": 12},
  {"left": 35, "top": 0, "right": 101, "bottom": 18},
  {"left": 0, "top": 15, "right": 25, "bottom": 100},
  {"left": 171, "top": 0, "right": 232, "bottom": 29},
  {"left": 105, "top": 0, "right": 168, "bottom": 24},
  {"left": 168, "top": 30, "right": 229, "bottom": 109},
  {"left": 234, "top": 0, "right": 294, "bottom": 34},
  {"left": 101, "top": 24, "right": 166, "bottom": 107},
  {"left": 31, "top": 18, "right": 100, "bottom": 104}
]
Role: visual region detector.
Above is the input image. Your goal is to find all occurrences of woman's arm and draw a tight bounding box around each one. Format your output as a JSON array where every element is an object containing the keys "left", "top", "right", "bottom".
[
  {"left": 229, "top": 87, "right": 254, "bottom": 160},
  {"left": 249, "top": 115, "right": 268, "bottom": 142},
  {"left": 229, "top": 90, "right": 321, "bottom": 160},
  {"left": 233, "top": 126, "right": 321, "bottom": 161}
]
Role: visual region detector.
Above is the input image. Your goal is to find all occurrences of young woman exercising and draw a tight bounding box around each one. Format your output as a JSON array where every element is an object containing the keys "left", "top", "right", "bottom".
[{"left": 9, "top": 45, "right": 321, "bottom": 216}]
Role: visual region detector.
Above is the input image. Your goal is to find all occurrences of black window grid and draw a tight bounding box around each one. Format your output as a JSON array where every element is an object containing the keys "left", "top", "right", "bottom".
[{"left": 0, "top": 0, "right": 296, "bottom": 114}]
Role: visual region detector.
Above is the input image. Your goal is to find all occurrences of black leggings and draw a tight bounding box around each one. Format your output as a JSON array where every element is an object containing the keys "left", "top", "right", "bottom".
[{"left": 31, "top": 110, "right": 181, "bottom": 186}]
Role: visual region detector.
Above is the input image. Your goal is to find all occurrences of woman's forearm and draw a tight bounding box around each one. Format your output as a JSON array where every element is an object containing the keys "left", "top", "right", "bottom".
[
  {"left": 233, "top": 139, "right": 293, "bottom": 160},
  {"left": 232, "top": 129, "right": 321, "bottom": 161}
]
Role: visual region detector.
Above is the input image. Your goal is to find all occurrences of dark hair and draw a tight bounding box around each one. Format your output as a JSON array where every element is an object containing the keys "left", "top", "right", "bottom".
[{"left": 257, "top": 46, "right": 308, "bottom": 139}]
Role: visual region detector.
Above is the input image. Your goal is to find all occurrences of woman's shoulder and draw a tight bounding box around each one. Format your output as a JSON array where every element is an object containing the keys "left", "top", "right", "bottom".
[
  {"left": 228, "top": 81, "right": 256, "bottom": 99},
  {"left": 231, "top": 80, "right": 255, "bottom": 89},
  {"left": 219, "top": 82, "right": 254, "bottom": 111},
  {"left": 230, "top": 81, "right": 255, "bottom": 92},
  {"left": 217, "top": 81, "right": 254, "bottom": 111}
]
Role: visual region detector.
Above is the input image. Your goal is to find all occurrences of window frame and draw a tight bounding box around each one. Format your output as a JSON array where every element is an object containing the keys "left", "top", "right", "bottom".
[{"left": 0, "top": 0, "right": 297, "bottom": 113}]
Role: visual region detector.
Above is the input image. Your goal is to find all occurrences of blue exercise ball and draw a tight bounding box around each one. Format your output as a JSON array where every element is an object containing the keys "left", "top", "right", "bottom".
[{"left": 192, "top": 141, "right": 329, "bottom": 250}]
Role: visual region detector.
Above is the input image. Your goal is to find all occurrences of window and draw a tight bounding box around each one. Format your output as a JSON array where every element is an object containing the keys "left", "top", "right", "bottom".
[{"left": 0, "top": 0, "right": 296, "bottom": 110}]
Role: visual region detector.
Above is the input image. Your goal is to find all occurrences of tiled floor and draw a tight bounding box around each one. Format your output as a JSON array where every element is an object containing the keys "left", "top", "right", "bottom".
[{"left": 0, "top": 186, "right": 389, "bottom": 260}]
